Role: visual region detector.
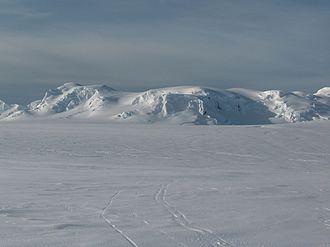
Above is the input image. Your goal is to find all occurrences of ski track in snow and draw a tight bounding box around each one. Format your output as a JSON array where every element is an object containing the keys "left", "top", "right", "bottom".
[
  {"left": 1, "top": 121, "right": 330, "bottom": 246},
  {"left": 290, "top": 151, "right": 330, "bottom": 157},
  {"left": 141, "top": 216, "right": 189, "bottom": 247},
  {"left": 101, "top": 191, "right": 139, "bottom": 247},
  {"left": 288, "top": 158, "right": 322, "bottom": 163},
  {"left": 155, "top": 184, "right": 235, "bottom": 247},
  {"left": 190, "top": 148, "right": 261, "bottom": 159}
]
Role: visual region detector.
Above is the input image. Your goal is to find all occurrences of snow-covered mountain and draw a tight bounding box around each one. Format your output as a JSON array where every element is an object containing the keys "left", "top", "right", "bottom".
[
  {"left": 0, "top": 99, "right": 26, "bottom": 120},
  {"left": 1, "top": 82, "right": 330, "bottom": 124}
]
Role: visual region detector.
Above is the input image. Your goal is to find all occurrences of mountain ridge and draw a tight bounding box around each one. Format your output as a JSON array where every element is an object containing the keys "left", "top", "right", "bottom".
[{"left": 1, "top": 82, "right": 329, "bottom": 125}]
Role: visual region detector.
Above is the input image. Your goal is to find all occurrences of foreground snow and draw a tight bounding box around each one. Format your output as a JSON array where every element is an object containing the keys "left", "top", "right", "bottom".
[
  {"left": 1, "top": 82, "right": 330, "bottom": 124},
  {"left": 0, "top": 121, "right": 329, "bottom": 247}
]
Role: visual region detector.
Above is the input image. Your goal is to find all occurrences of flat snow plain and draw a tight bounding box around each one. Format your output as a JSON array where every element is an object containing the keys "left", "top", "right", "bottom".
[{"left": 0, "top": 121, "right": 329, "bottom": 247}]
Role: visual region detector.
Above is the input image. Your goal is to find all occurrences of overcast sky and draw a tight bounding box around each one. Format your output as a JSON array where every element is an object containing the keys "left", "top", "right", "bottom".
[{"left": 0, "top": 0, "right": 329, "bottom": 103}]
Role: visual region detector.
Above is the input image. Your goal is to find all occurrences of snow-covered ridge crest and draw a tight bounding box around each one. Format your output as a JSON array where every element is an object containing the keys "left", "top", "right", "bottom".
[
  {"left": 29, "top": 82, "right": 115, "bottom": 115},
  {"left": 0, "top": 83, "right": 330, "bottom": 124},
  {"left": 315, "top": 87, "right": 330, "bottom": 97},
  {"left": 0, "top": 99, "right": 26, "bottom": 120}
]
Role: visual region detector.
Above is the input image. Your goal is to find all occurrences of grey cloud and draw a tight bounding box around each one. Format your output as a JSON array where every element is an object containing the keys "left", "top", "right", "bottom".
[{"left": 0, "top": 0, "right": 329, "bottom": 103}]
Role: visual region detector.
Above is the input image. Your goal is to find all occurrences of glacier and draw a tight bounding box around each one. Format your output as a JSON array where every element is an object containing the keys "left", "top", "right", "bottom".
[{"left": 1, "top": 82, "right": 330, "bottom": 124}]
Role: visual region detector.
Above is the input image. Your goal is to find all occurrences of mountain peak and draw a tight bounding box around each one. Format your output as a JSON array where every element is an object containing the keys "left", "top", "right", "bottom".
[
  {"left": 58, "top": 82, "right": 83, "bottom": 90},
  {"left": 315, "top": 87, "right": 330, "bottom": 97}
]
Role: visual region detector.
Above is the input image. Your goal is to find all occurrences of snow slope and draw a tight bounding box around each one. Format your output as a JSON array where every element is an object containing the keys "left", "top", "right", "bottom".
[
  {"left": 0, "top": 120, "right": 329, "bottom": 247},
  {"left": 0, "top": 100, "right": 26, "bottom": 120},
  {"left": 1, "top": 82, "right": 330, "bottom": 124}
]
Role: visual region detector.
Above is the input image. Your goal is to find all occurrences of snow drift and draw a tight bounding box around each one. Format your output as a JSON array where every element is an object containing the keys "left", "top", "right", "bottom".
[{"left": 1, "top": 82, "right": 330, "bottom": 124}]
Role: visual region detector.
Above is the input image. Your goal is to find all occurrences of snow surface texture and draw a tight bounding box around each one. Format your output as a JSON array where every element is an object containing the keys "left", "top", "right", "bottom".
[
  {"left": 0, "top": 121, "right": 329, "bottom": 247},
  {"left": 1, "top": 82, "right": 330, "bottom": 124}
]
